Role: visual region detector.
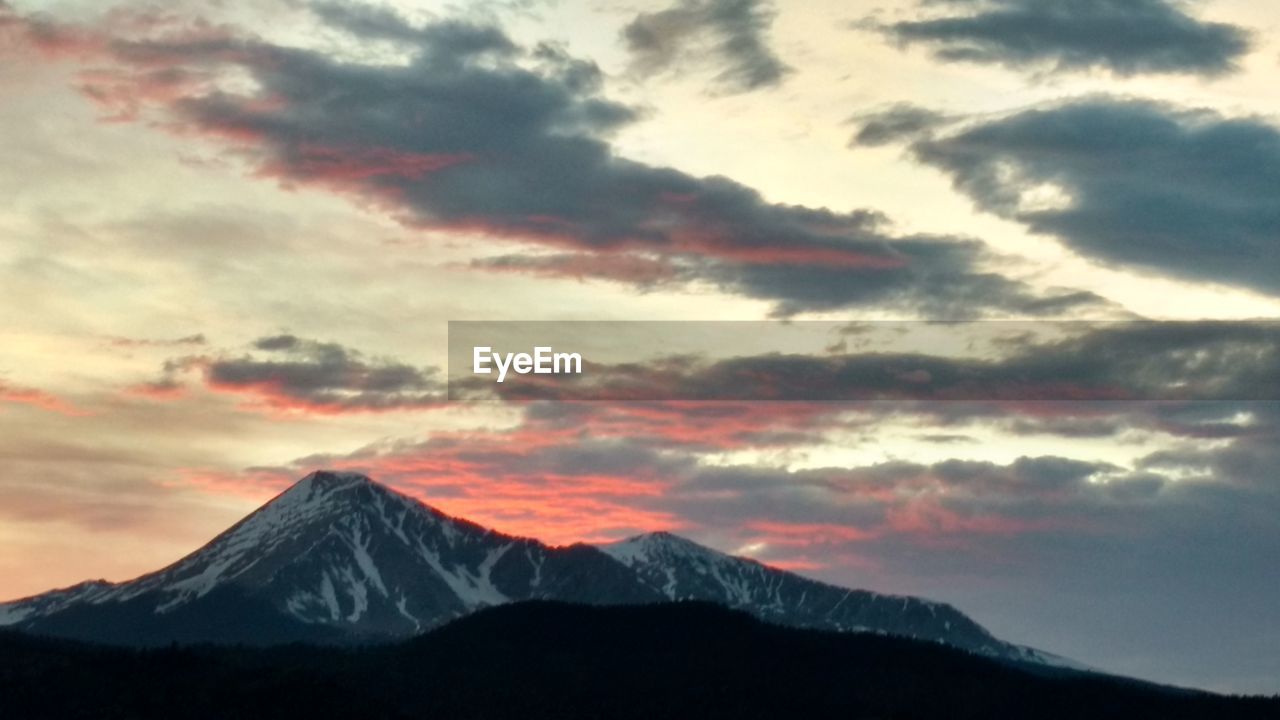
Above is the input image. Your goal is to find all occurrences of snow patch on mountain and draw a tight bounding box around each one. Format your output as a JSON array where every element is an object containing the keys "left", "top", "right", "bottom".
[
  {"left": 0, "top": 580, "right": 116, "bottom": 625},
  {"left": 0, "top": 603, "right": 32, "bottom": 625}
]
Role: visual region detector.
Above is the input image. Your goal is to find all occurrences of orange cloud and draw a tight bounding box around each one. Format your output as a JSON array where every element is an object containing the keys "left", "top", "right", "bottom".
[{"left": 0, "top": 381, "right": 86, "bottom": 416}]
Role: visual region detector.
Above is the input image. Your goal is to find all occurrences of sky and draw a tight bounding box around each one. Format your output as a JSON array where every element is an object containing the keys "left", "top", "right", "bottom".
[{"left": 1, "top": 0, "right": 1278, "bottom": 694}]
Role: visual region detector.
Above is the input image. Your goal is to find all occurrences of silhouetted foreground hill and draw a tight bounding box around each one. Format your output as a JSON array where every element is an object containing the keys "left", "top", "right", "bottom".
[{"left": 1, "top": 601, "right": 1275, "bottom": 720}]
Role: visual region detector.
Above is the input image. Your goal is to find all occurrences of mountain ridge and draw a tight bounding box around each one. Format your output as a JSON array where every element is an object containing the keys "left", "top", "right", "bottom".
[{"left": 1, "top": 470, "right": 1064, "bottom": 666}]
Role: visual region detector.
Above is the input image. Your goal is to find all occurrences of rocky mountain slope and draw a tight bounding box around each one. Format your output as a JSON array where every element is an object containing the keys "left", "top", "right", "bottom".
[{"left": 1, "top": 470, "right": 1064, "bottom": 665}]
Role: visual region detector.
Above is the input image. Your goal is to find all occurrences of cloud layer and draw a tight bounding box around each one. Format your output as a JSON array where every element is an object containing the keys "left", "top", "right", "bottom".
[
  {"left": 848, "top": 97, "right": 1280, "bottom": 297},
  {"left": 622, "top": 0, "right": 791, "bottom": 93},
  {"left": 0, "top": 2, "right": 1108, "bottom": 318},
  {"left": 151, "top": 336, "right": 444, "bottom": 413},
  {"left": 877, "top": 0, "right": 1251, "bottom": 76},
  {"left": 460, "top": 321, "right": 1280, "bottom": 402}
]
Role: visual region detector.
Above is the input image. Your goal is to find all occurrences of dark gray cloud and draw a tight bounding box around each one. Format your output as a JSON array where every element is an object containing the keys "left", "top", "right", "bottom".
[
  {"left": 1141, "top": 402, "right": 1280, "bottom": 488},
  {"left": 310, "top": 2, "right": 469, "bottom": 46},
  {"left": 903, "top": 98, "right": 1280, "bottom": 295},
  {"left": 251, "top": 334, "right": 302, "bottom": 351},
  {"left": 208, "top": 336, "right": 443, "bottom": 411},
  {"left": 875, "top": 0, "right": 1251, "bottom": 77},
  {"left": 153, "top": 336, "right": 444, "bottom": 411},
  {"left": 11, "top": 2, "right": 1109, "bottom": 317},
  {"left": 699, "top": 242, "right": 1108, "bottom": 316},
  {"left": 848, "top": 103, "right": 954, "bottom": 147},
  {"left": 675, "top": 454, "right": 1120, "bottom": 521},
  {"left": 667, "top": 455, "right": 1131, "bottom": 541},
  {"left": 622, "top": 0, "right": 791, "bottom": 93},
  {"left": 470, "top": 252, "right": 684, "bottom": 288}
]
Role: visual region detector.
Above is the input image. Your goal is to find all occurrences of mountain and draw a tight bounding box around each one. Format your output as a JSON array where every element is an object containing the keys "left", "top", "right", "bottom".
[
  {"left": 0, "top": 471, "right": 653, "bottom": 645},
  {"left": 602, "top": 530, "right": 1026, "bottom": 660},
  {"left": 3, "top": 602, "right": 1276, "bottom": 720},
  {"left": 2, "top": 470, "right": 1054, "bottom": 664}
]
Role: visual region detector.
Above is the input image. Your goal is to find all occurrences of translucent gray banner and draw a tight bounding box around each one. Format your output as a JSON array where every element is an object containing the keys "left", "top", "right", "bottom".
[{"left": 447, "top": 320, "right": 1280, "bottom": 402}]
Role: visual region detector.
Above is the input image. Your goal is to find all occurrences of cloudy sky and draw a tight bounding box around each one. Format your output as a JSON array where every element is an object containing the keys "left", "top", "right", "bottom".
[{"left": 1, "top": 0, "right": 1278, "bottom": 693}]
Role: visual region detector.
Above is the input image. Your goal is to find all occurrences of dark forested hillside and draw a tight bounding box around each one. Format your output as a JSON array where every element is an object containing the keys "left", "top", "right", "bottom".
[{"left": 1, "top": 601, "right": 1275, "bottom": 720}]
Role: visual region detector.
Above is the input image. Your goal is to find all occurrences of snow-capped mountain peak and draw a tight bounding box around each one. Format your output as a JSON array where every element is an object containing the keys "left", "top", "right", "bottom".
[
  {"left": 0, "top": 471, "right": 549, "bottom": 643},
  {"left": 599, "top": 531, "right": 720, "bottom": 567},
  {"left": 0, "top": 471, "right": 1071, "bottom": 667},
  {"left": 600, "top": 529, "right": 1009, "bottom": 656}
]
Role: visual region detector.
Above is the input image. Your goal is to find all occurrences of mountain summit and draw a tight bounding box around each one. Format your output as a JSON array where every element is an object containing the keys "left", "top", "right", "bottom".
[{"left": 0, "top": 471, "right": 1063, "bottom": 665}]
